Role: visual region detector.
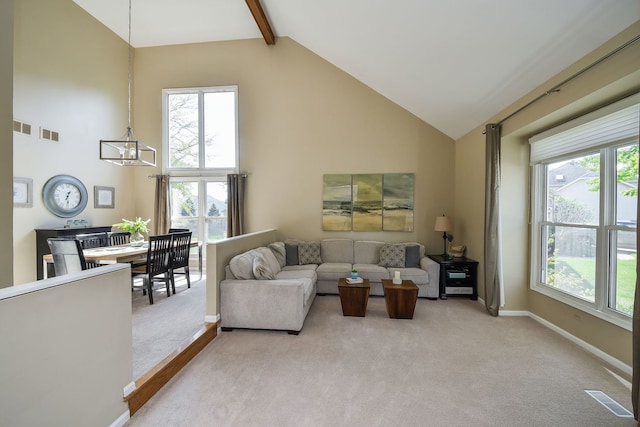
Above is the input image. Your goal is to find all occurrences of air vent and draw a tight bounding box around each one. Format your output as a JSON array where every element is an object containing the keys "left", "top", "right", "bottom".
[
  {"left": 585, "top": 390, "right": 633, "bottom": 417},
  {"left": 40, "top": 127, "right": 60, "bottom": 142},
  {"left": 13, "top": 120, "right": 32, "bottom": 136}
]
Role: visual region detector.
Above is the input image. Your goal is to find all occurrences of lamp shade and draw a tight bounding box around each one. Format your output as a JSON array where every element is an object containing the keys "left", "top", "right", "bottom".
[{"left": 434, "top": 216, "right": 453, "bottom": 232}]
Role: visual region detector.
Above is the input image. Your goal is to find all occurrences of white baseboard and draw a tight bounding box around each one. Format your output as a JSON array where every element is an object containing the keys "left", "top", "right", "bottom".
[
  {"left": 205, "top": 314, "right": 220, "bottom": 323},
  {"left": 109, "top": 410, "right": 130, "bottom": 427},
  {"left": 499, "top": 309, "right": 631, "bottom": 377},
  {"left": 123, "top": 381, "right": 136, "bottom": 397},
  {"left": 498, "top": 310, "right": 530, "bottom": 317}
]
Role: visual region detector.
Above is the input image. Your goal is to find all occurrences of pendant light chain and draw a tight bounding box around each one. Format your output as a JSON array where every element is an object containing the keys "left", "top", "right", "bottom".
[{"left": 98, "top": 0, "right": 156, "bottom": 166}]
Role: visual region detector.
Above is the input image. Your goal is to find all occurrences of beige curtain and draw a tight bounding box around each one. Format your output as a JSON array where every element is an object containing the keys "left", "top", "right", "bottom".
[
  {"left": 153, "top": 174, "right": 171, "bottom": 235},
  {"left": 227, "top": 174, "right": 246, "bottom": 237},
  {"left": 484, "top": 124, "right": 502, "bottom": 317},
  {"left": 632, "top": 170, "right": 639, "bottom": 420}
]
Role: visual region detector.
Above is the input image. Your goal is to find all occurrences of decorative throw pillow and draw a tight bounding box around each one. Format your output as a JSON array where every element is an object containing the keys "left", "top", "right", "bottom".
[
  {"left": 405, "top": 245, "right": 421, "bottom": 268},
  {"left": 229, "top": 249, "right": 258, "bottom": 280},
  {"left": 268, "top": 242, "right": 286, "bottom": 268},
  {"left": 253, "top": 254, "right": 275, "bottom": 280},
  {"left": 285, "top": 243, "right": 299, "bottom": 266},
  {"left": 298, "top": 241, "right": 322, "bottom": 265},
  {"left": 378, "top": 243, "right": 405, "bottom": 268}
]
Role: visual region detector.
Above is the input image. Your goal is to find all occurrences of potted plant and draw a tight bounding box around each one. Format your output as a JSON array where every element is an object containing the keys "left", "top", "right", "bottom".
[
  {"left": 113, "top": 217, "right": 150, "bottom": 246},
  {"left": 351, "top": 269, "right": 358, "bottom": 279}
]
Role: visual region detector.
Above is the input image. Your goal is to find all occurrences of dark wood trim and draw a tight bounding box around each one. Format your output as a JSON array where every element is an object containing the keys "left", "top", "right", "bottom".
[
  {"left": 126, "top": 322, "right": 217, "bottom": 415},
  {"left": 245, "top": 0, "right": 275, "bottom": 45}
]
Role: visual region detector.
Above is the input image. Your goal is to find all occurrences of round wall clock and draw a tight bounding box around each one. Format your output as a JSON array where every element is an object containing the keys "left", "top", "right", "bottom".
[{"left": 42, "top": 174, "right": 88, "bottom": 218}]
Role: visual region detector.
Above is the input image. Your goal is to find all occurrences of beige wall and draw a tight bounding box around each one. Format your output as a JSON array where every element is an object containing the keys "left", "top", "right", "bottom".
[
  {"left": 13, "top": 0, "right": 136, "bottom": 284},
  {"left": 454, "top": 21, "right": 640, "bottom": 366},
  {"left": 132, "top": 37, "right": 455, "bottom": 252},
  {"left": 1, "top": 0, "right": 14, "bottom": 287}
]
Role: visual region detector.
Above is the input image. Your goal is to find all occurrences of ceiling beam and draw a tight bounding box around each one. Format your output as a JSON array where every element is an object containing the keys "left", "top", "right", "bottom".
[{"left": 245, "top": 0, "right": 275, "bottom": 45}]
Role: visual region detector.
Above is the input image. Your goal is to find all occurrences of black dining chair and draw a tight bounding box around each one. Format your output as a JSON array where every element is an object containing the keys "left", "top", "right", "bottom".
[
  {"left": 169, "top": 228, "right": 190, "bottom": 233},
  {"left": 131, "top": 234, "right": 174, "bottom": 304},
  {"left": 170, "top": 231, "right": 192, "bottom": 293},
  {"left": 47, "top": 238, "right": 87, "bottom": 276},
  {"left": 108, "top": 231, "right": 131, "bottom": 246},
  {"left": 75, "top": 232, "right": 109, "bottom": 269},
  {"left": 75, "top": 232, "right": 109, "bottom": 248}
]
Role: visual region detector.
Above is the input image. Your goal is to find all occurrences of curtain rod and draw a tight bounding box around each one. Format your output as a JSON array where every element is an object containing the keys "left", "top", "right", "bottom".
[
  {"left": 486, "top": 33, "right": 640, "bottom": 131},
  {"left": 147, "top": 173, "right": 248, "bottom": 178}
]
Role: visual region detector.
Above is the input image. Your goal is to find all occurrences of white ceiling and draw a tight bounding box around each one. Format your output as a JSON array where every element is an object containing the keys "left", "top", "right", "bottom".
[{"left": 73, "top": 0, "right": 640, "bottom": 140}]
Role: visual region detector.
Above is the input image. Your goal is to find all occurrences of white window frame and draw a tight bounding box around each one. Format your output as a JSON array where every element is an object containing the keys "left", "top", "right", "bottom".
[
  {"left": 162, "top": 86, "right": 239, "bottom": 243},
  {"left": 162, "top": 85, "right": 239, "bottom": 175},
  {"left": 529, "top": 94, "right": 638, "bottom": 331}
]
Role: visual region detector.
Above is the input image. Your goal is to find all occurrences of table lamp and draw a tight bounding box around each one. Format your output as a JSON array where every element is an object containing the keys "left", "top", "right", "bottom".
[{"left": 434, "top": 215, "right": 453, "bottom": 257}]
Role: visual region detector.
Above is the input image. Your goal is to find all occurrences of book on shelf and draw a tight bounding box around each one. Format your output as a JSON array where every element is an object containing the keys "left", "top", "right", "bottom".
[
  {"left": 346, "top": 277, "right": 363, "bottom": 284},
  {"left": 446, "top": 271, "right": 467, "bottom": 279}
]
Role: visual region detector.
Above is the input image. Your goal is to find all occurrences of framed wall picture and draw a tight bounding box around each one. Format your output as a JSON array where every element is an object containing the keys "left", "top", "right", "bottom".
[
  {"left": 13, "top": 177, "right": 33, "bottom": 207},
  {"left": 322, "top": 173, "right": 414, "bottom": 231},
  {"left": 94, "top": 185, "right": 115, "bottom": 208}
]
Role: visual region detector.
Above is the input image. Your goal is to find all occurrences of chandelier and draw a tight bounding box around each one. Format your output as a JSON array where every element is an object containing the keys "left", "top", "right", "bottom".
[{"left": 99, "top": 0, "right": 156, "bottom": 167}]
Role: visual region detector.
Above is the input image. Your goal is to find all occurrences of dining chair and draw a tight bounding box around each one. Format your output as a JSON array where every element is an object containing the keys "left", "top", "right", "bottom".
[
  {"left": 75, "top": 232, "right": 109, "bottom": 248},
  {"left": 131, "top": 234, "right": 174, "bottom": 304},
  {"left": 75, "top": 232, "right": 109, "bottom": 269},
  {"left": 108, "top": 231, "right": 131, "bottom": 246},
  {"left": 169, "top": 228, "right": 190, "bottom": 233},
  {"left": 170, "top": 231, "right": 192, "bottom": 293},
  {"left": 47, "top": 238, "right": 87, "bottom": 276}
]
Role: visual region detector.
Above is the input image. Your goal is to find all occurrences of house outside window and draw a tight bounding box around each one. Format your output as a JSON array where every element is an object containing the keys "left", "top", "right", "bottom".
[
  {"left": 529, "top": 95, "right": 638, "bottom": 328},
  {"left": 162, "top": 86, "right": 238, "bottom": 242}
]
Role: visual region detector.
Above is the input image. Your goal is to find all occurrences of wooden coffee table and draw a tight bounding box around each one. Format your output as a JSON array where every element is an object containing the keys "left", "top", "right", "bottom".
[
  {"left": 338, "top": 278, "right": 370, "bottom": 317},
  {"left": 382, "top": 279, "right": 419, "bottom": 319}
]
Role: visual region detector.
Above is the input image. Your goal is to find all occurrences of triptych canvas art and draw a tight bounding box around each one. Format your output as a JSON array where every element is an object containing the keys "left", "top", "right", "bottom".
[{"left": 322, "top": 173, "right": 414, "bottom": 232}]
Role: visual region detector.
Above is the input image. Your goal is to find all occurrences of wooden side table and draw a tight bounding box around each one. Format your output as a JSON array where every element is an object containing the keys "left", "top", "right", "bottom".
[
  {"left": 382, "top": 279, "right": 419, "bottom": 319},
  {"left": 338, "top": 278, "right": 370, "bottom": 317}
]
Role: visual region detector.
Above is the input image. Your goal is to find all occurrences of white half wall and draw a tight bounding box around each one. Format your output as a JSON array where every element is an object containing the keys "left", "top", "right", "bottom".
[{"left": 0, "top": 265, "right": 133, "bottom": 427}]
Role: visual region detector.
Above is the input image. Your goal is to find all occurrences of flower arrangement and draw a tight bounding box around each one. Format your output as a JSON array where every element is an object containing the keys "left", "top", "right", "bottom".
[
  {"left": 113, "top": 217, "right": 150, "bottom": 246},
  {"left": 113, "top": 217, "right": 150, "bottom": 234}
]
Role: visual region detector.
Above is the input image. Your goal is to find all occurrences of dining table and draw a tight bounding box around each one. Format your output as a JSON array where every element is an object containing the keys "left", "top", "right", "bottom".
[{"left": 42, "top": 241, "right": 203, "bottom": 280}]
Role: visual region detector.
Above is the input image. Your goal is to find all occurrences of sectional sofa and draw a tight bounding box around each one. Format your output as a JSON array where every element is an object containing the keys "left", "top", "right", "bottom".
[{"left": 219, "top": 238, "right": 440, "bottom": 334}]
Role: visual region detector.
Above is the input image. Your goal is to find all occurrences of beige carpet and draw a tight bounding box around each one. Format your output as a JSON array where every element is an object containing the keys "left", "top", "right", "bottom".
[
  {"left": 126, "top": 296, "right": 635, "bottom": 426},
  {"left": 131, "top": 275, "right": 206, "bottom": 379}
]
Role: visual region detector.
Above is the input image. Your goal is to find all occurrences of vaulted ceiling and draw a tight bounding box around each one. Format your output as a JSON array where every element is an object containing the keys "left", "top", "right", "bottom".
[{"left": 73, "top": 0, "right": 640, "bottom": 140}]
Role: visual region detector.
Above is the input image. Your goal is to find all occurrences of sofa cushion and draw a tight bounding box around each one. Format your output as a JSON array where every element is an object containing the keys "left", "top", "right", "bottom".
[
  {"left": 268, "top": 242, "right": 286, "bottom": 268},
  {"left": 378, "top": 243, "right": 405, "bottom": 268},
  {"left": 281, "top": 264, "right": 319, "bottom": 272},
  {"left": 253, "top": 254, "right": 275, "bottom": 280},
  {"left": 229, "top": 249, "right": 259, "bottom": 280},
  {"left": 257, "top": 247, "right": 281, "bottom": 275},
  {"left": 392, "top": 267, "right": 429, "bottom": 285},
  {"left": 316, "top": 262, "right": 353, "bottom": 282},
  {"left": 353, "top": 263, "right": 390, "bottom": 282},
  {"left": 224, "top": 265, "right": 236, "bottom": 280},
  {"left": 405, "top": 245, "right": 421, "bottom": 268},
  {"left": 285, "top": 242, "right": 299, "bottom": 266},
  {"left": 354, "top": 241, "right": 384, "bottom": 264},
  {"left": 275, "top": 269, "right": 317, "bottom": 282},
  {"left": 299, "top": 241, "right": 322, "bottom": 265},
  {"left": 321, "top": 239, "right": 354, "bottom": 264}
]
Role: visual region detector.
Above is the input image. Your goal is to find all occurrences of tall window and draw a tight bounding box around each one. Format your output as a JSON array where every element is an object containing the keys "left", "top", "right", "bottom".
[
  {"left": 163, "top": 86, "right": 238, "bottom": 242},
  {"left": 530, "top": 95, "right": 638, "bottom": 327}
]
